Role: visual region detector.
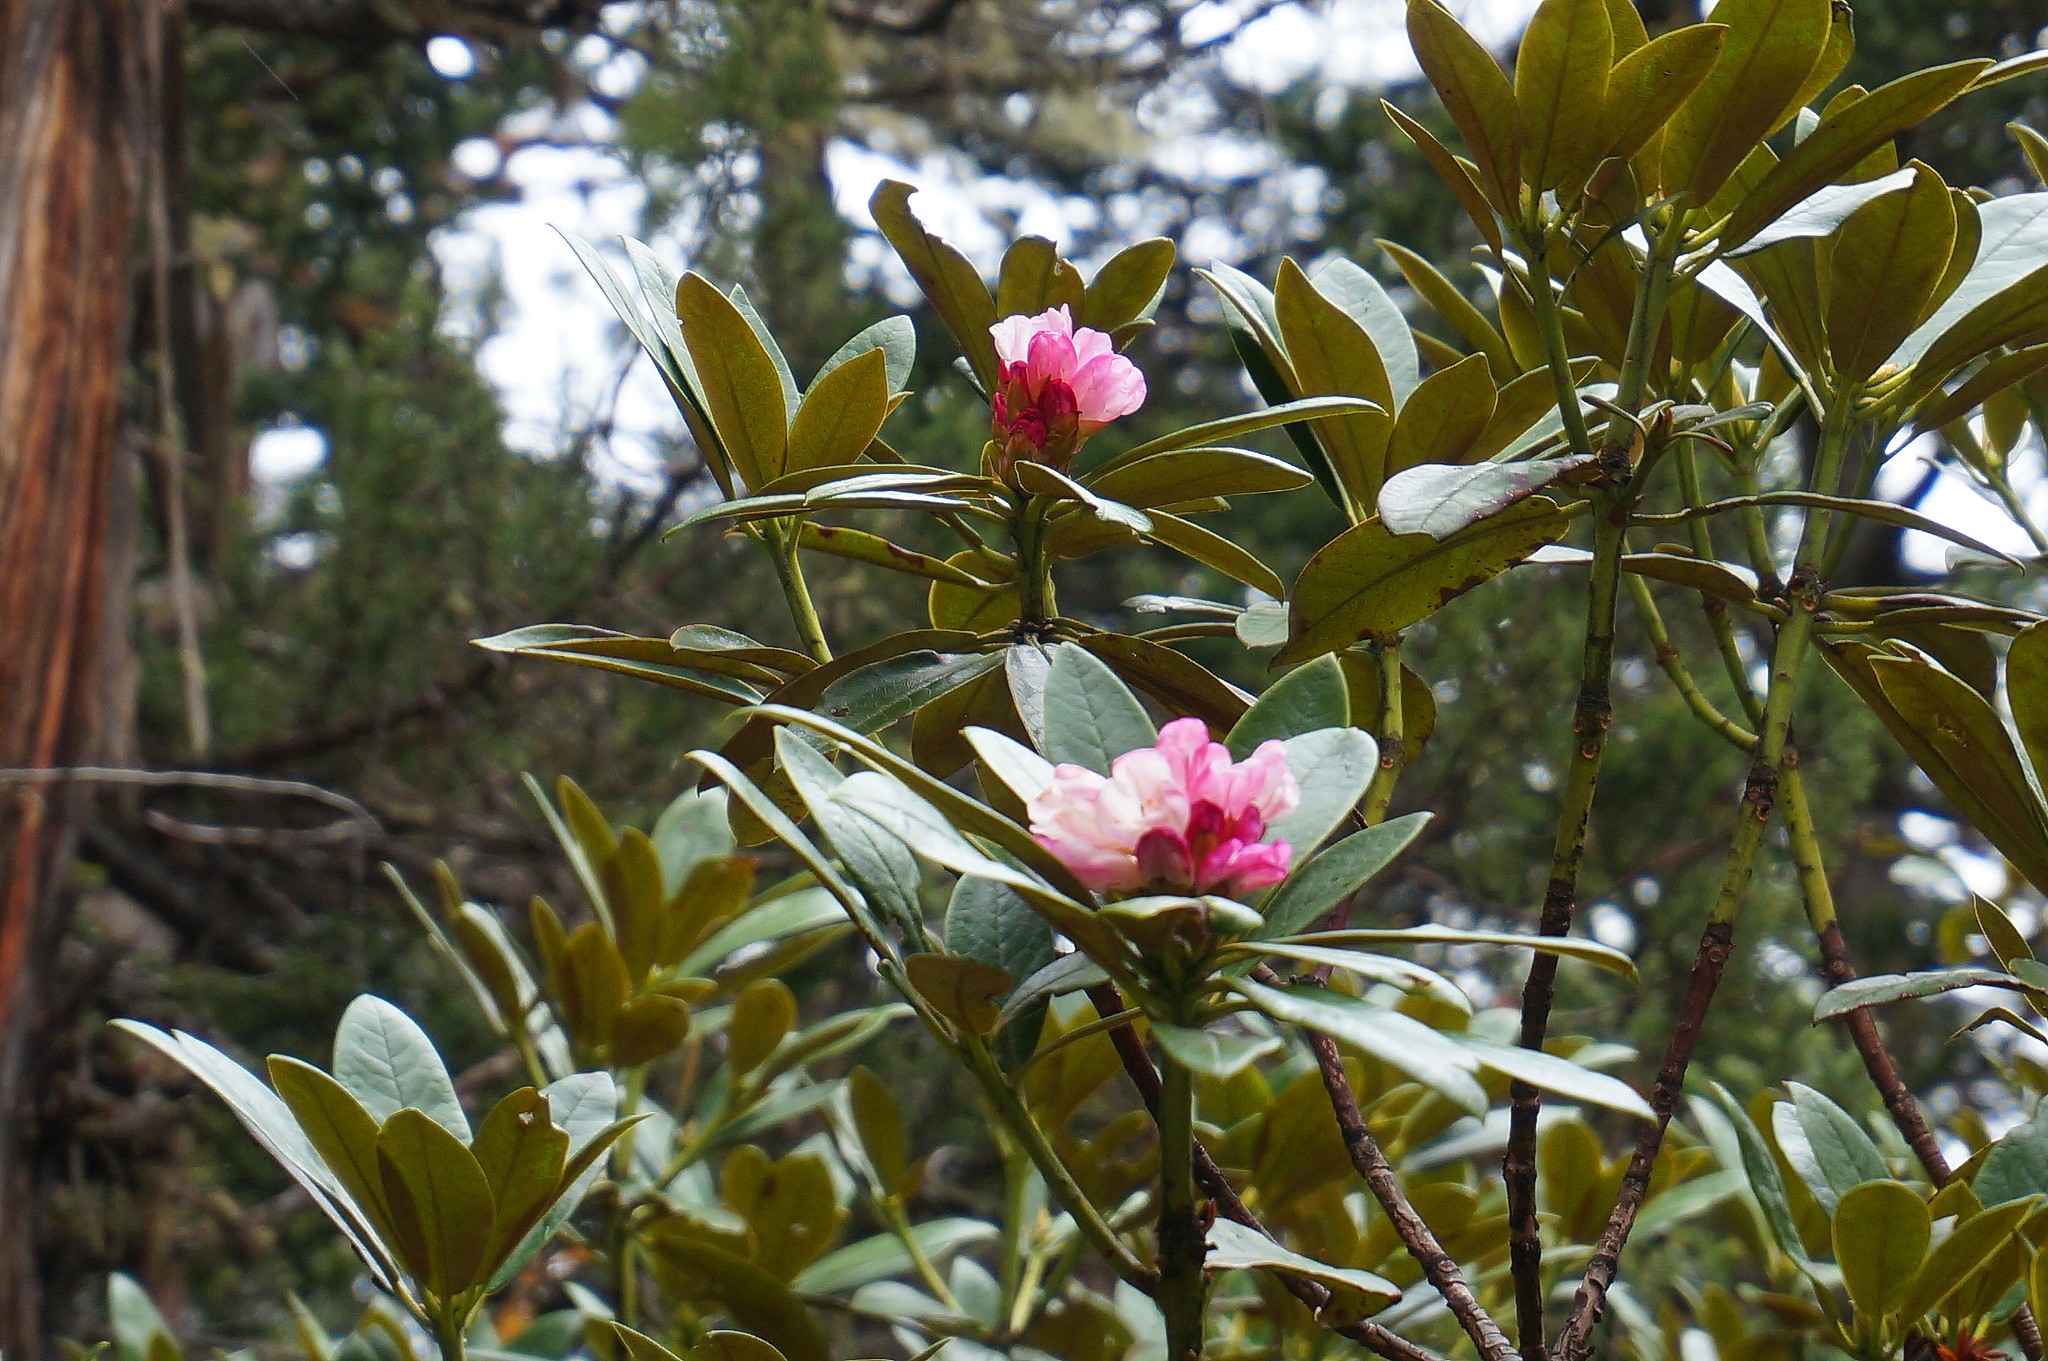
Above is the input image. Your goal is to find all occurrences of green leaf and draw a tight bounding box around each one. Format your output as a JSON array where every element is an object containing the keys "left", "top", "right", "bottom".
[
  {"left": 1900, "top": 1199, "right": 2037, "bottom": 1323},
  {"left": 1205, "top": 1218, "right": 1400, "bottom": 1306},
  {"left": 904, "top": 952, "right": 1013, "bottom": 1035},
  {"left": 1230, "top": 978, "right": 1489, "bottom": 1114},
  {"left": 1084, "top": 238, "right": 1176, "bottom": 332},
  {"left": 468, "top": 1086, "right": 569, "bottom": 1275},
  {"left": 267, "top": 1057, "right": 398, "bottom": 1246},
  {"left": 1273, "top": 257, "right": 1394, "bottom": 511},
  {"left": 1382, "top": 100, "right": 1505, "bottom": 253},
  {"left": 1825, "top": 165, "right": 1959, "bottom": 383},
  {"left": 1227, "top": 656, "right": 1349, "bottom": 757},
  {"left": 1784, "top": 1082, "right": 1890, "bottom": 1210},
  {"left": 1264, "top": 728, "right": 1378, "bottom": 859},
  {"left": 1406, "top": 0, "right": 1523, "bottom": 212},
  {"left": 472, "top": 627, "right": 767, "bottom": 706},
  {"left": 109, "top": 1273, "right": 175, "bottom": 1361},
  {"left": 1313, "top": 257, "right": 1420, "bottom": 406},
  {"left": 375, "top": 1108, "right": 496, "bottom": 1295},
  {"left": 1275, "top": 924, "right": 1637, "bottom": 978},
  {"left": 1377, "top": 241, "right": 1515, "bottom": 376},
  {"left": 487, "top": 1072, "right": 621, "bottom": 1290},
  {"left": 1085, "top": 445, "right": 1313, "bottom": 509},
  {"left": 965, "top": 724, "right": 1055, "bottom": 805},
  {"left": 1814, "top": 967, "right": 2025, "bottom": 1021},
  {"left": 776, "top": 731, "right": 921, "bottom": 949},
  {"left": 1832, "top": 1181, "right": 1930, "bottom": 1319},
  {"left": 1154, "top": 1022, "right": 1280, "bottom": 1079},
  {"left": 1384, "top": 353, "right": 1497, "bottom": 475},
  {"left": 869, "top": 181, "right": 1000, "bottom": 389},
  {"left": 947, "top": 877, "right": 1057, "bottom": 1006},
  {"left": 1657, "top": 0, "right": 1830, "bottom": 204},
  {"left": 1723, "top": 166, "right": 1918, "bottom": 258},
  {"left": 818, "top": 316, "right": 916, "bottom": 393},
  {"left": 1281, "top": 500, "right": 1571, "bottom": 661},
  {"left": 1140, "top": 510, "right": 1287, "bottom": 599},
  {"left": 1461, "top": 1038, "right": 1651, "bottom": 1117},
  {"left": 1598, "top": 24, "right": 1728, "bottom": 167},
  {"left": 676, "top": 272, "right": 788, "bottom": 488},
  {"left": 791, "top": 1218, "right": 999, "bottom": 1296},
  {"left": 653, "top": 788, "right": 740, "bottom": 896},
  {"left": 1720, "top": 62, "right": 1989, "bottom": 255},
  {"left": 1378, "top": 455, "right": 1593, "bottom": 538},
  {"left": 1650, "top": 491, "right": 2021, "bottom": 566},
  {"left": 1709, "top": 1082, "right": 1811, "bottom": 1268},
  {"left": 996, "top": 235, "right": 1085, "bottom": 319},
  {"left": 1893, "top": 191, "right": 2048, "bottom": 372},
  {"left": 817, "top": 650, "right": 1005, "bottom": 737},
  {"left": 1257, "top": 813, "right": 1432, "bottom": 940},
  {"left": 727, "top": 284, "right": 801, "bottom": 418},
  {"left": 1095, "top": 394, "right": 1384, "bottom": 475},
  {"left": 332, "top": 996, "right": 468, "bottom": 1141},
  {"left": 1824, "top": 644, "right": 2048, "bottom": 895},
  {"left": 1515, "top": 0, "right": 1613, "bottom": 192},
  {"left": 1042, "top": 642, "right": 1156, "bottom": 774},
  {"left": 787, "top": 348, "right": 891, "bottom": 474},
  {"left": 110, "top": 1023, "right": 401, "bottom": 1287},
  {"left": 1911, "top": 344, "right": 2048, "bottom": 435},
  {"left": 641, "top": 1230, "right": 832, "bottom": 1361},
  {"left": 1236, "top": 940, "right": 1469, "bottom": 1012},
  {"left": 1975, "top": 1104, "right": 2048, "bottom": 1206}
]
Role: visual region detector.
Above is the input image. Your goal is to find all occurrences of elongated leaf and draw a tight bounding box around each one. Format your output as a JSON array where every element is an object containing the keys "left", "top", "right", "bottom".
[
  {"left": 1379, "top": 455, "right": 1593, "bottom": 538},
  {"left": 1461, "top": 1039, "right": 1653, "bottom": 1118},
  {"left": 1155, "top": 1022, "right": 1280, "bottom": 1079},
  {"left": 1314, "top": 257, "right": 1421, "bottom": 406},
  {"left": 1720, "top": 62, "right": 1989, "bottom": 255},
  {"left": 1407, "top": 0, "right": 1523, "bottom": 211},
  {"left": 1515, "top": 0, "right": 1612, "bottom": 192},
  {"left": 792, "top": 1218, "right": 1000, "bottom": 1296},
  {"left": 787, "top": 348, "right": 891, "bottom": 474},
  {"left": 1257, "top": 813, "right": 1432, "bottom": 940},
  {"left": 818, "top": 650, "right": 1004, "bottom": 737},
  {"left": 1086, "top": 238, "right": 1176, "bottom": 332},
  {"left": 1273, "top": 258, "right": 1394, "bottom": 509},
  {"left": 1814, "top": 967, "right": 2025, "bottom": 1021},
  {"left": 642, "top": 1230, "right": 832, "bottom": 1361},
  {"left": 997, "top": 952, "right": 1109, "bottom": 1029},
  {"left": 1206, "top": 1218, "right": 1400, "bottom": 1304},
  {"left": 1723, "top": 167, "right": 1919, "bottom": 258},
  {"left": 1384, "top": 353, "right": 1497, "bottom": 475},
  {"left": 1658, "top": 0, "right": 1830, "bottom": 203},
  {"left": 1085, "top": 445, "right": 1313, "bottom": 508},
  {"left": 474, "top": 626, "right": 766, "bottom": 705},
  {"left": 267, "top": 1057, "right": 398, "bottom": 1245},
  {"left": 376, "top": 1108, "right": 496, "bottom": 1295},
  {"left": 1266, "top": 728, "right": 1377, "bottom": 858},
  {"left": 965, "top": 725, "right": 1055, "bottom": 804},
  {"left": 1785, "top": 1082, "right": 1890, "bottom": 1210},
  {"left": 1826, "top": 165, "right": 1958, "bottom": 382},
  {"left": 332, "top": 996, "right": 468, "bottom": 1140},
  {"left": 1599, "top": 24, "right": 1728, "bottom": 166},
  {"left": 947, "top": 877, "right": 1058, "bottom": 1017},
  {"left": 1893, "top": 191, "right": 2048, "bottom": 371},
  {"left": 1232, "top": 978, "right": 1489, "bottom": 1113},
  {"left": 1646, "top": 491, "right": 2020, "bottom": 565},
  {"left": 1282, "top": 500, "right": 1572, "bottom": 661},
  {"left": 1277, "top": 925, "right": 1637, "bottom": 978},
  {"left": 870, "top": 181, "right": 1000, "bottom": 388},
  {"left": 676, "top": 273, "right": 788, "bottom": 488},
  {"left": 1095, "top": 395, "right": 1384, "bottom": 475},
  {"left": 1383, "top": 100, "right": 1504, "bottom": 253},
  {"left": 819, "top": 316, "right": 916, "bottom": 393},
  {"left": 1228, "top": 656, "right": 1349, "bottom": 757},
  {"left": 1241, "top": 940, "right": 1469, "bottom": 1012},
  {"left": 1900, "top": 1199, "right": 2037, "bottom": 1322},
  {"left": 1141, "top": 510, "right": 1288, "bottom": 598}
]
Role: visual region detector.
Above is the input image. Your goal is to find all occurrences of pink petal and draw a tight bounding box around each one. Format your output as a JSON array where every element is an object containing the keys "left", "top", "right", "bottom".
[
  {"left": 1070, "top": 325, "right": 1115, "bottom": 368},
  {"left": 1069, "top": 353, "right": 1147, "bottom": 427},
  {"left": 1025, "top": 329, "right": 1079, "bottom": 389}
]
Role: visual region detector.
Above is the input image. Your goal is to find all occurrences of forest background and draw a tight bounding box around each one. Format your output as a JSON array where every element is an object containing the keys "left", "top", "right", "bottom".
[{"left": 2, "top": 0, "right": 2046, "bottom": 1351}]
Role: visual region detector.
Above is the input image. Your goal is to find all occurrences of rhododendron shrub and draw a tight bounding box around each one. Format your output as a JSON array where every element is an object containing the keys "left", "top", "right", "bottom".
[{"left": 115, "top": 5, "right": 2048, "bottom": 1361}]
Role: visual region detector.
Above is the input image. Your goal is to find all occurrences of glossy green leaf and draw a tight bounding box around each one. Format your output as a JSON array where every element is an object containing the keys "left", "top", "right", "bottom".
[
  {"left": 1230, "top": 978, "right": 1489, "bottom": 1114},
  {"left": 1085, "top": 445, "right": 1313, "bottom": 509},
  {"left": 676, "top": 273, "right": 788, "bottom": 488},
  {"left": 1832, "top": 1181, "right": 1930, "bottom": 1319},
  {"left": 1382, "top": 100, "right": 1504, "bottom": 253},
  {"left": 1384, "top": 353, "right": 1497, "bottom": 475},
  {"left": 1042, "top": 641, "right": 1156, "bottom": 774},
  {"left": 1273, "top": 257, "right": 1394, "bottom": 509},
  {"left": 1227, "top": 655, "right": 1349, "bottom": 757},
  {"left": 1814, "top": 967, "right": 2025, "bottom": 1021},
  {"left": 1723, "top": 166, "right": 1918, "bottom": 259},
  {"left": 267, "top": 1056, "right": 397, "bottom": 1244},
  {"left": 1096, "top": 394, "right": 1383, "bottom": 474},
  {"left": 1084, "top": 237, "right": 1175, "bottom": 333},
  {"left": 1140, "top": 510, "right": 1287, "bottom": 598},
  {"left": 1235, "top": 940, "right": 1469, "bottom": 1012},
  {"left": 1206, "top": 1218, "right": 1400, "bottom": 1306},
  {"left": 1282, "top": 924, "right": 1637, "bottom": 977},
  {"left": 1313, "top": 257, "right": 1421, "bottom": 405},
  {"left": 642, "top": 1230, "right": 831, "bottom": 1361},
  {"left": 1282, "top": 500, "right": 1571, "bottom": 661},
  {"left": 947, "top": 875, "right": 1057, "bottom": 1061},
  {"left": 819, "top": 316, "right": 915, "bottom": 393},
  {"left": 870, "top": 181, "right": 1000, "bottom": 388},
  {"left": 1154, "top": 1022, "right": 1281, "bottom": 1080},
  {"left": 1826, "top": 165, "right": 1958, "bottom": 382},
  {"left": 1900, "top": 1198, "right": 2037, "bottom": 1323},
  {"left": 467, "top": 1086, "right": 569, "bottom": 1273},
  {"left": 1264, "top": 728, "right": 1377, "bottom": 859},
  {"left": 1257, "top": 813, "right": 1432, "bottom": 940},
  {"left": 375, "top": 1108, "right": 495, "bottom": 1295},
  {"left": 1599, "top": 23, "right": 1728, "bottom": 166},
  {"left": 1463, "top": 1039, "right": 1652, "bottom": 1117},
  {"left": 786, "top": 348, "right": 890, "bottom": 474},
  {"left": 1893, "top": 191, "right": 2048, "bottom": 372},
  {"left": 1782, "top": 1082, "right": 1890, "bottom": 1211},
  {"left": 1515, "top": 0, "right": 1612, "bottom": 191},
  {"left": 792, "top": 1218, "right": 999, "bottom": 1296},
  {"left": 1658, "top": 0, "right": 1830, "bottom": 203},
  {"left": 1379, "top": 455, "right": 1593, "bottom": 538},
  {"left": 1406, "top": 0, "right": 1523, "bottom": 211}
]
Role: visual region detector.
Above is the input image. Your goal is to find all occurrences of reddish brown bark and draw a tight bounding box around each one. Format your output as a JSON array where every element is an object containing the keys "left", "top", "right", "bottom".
[{"left": 0, "top": 0, "right": 145, "bottom": 1351}]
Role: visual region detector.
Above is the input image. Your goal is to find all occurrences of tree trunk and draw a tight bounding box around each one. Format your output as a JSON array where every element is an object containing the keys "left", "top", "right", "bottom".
[{"left": 0, "top": 0, "right": 146, "bottom": 1352}]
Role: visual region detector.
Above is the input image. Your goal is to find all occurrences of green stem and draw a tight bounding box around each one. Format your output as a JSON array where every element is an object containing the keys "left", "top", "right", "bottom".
[
  {"left": 432, "top": 1306, "right": 469, "bottom": 1361},
  {"left": 767, "top": 520, "right": 833, "bottom": 664},
  {"left": 1627, "top": 575, "right": 1757, "bottom": 751},
  {"left": 1361, "top": 642, "right": 1405, "bottom": 826},
  {"left": 1155, "top": 1050, "right": 1206, "bottom": 1361},
  {"left": 1015, "top": 496, "right": 1053, "bottom": 623},
  {"left": 999, "top": 1137, "right": 1035, "bottom": 1330},
  {"left": 1994, "top": 474, "right": 2048, "bottom": 555},
  {"left": 887, "top": 1195, "right": 965, "bottom": 1313}
]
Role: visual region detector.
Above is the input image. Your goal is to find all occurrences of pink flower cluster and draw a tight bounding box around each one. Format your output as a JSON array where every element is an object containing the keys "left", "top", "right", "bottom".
[
  {"left": 988, "top": 306, "right": 1146, "bottom": 471},
  {"left": 1027, "top": 717, "right": 1300, "bottom": 898}
]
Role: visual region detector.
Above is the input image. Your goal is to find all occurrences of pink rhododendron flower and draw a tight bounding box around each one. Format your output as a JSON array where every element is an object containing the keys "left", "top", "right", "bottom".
[
  {"left": 988, "top": 306, "right": 1146, "bottom": 471},
  {"left": 1027, "top": 717, "right": 1300, "bottom": 898}
]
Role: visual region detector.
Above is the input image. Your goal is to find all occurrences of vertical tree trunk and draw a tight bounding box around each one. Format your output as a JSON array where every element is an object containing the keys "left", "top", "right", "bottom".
[{"left": 0, "top": 0, "right": 145, "bottom": 1352}]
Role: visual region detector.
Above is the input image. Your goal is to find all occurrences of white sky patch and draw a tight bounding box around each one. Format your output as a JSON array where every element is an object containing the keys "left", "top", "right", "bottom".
[
  {"left": 425, "top": 36, "right": 476, "bottom": 80},
  {"left": 1221, "top": 0, "right": 1542, "bottom": 93}
]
